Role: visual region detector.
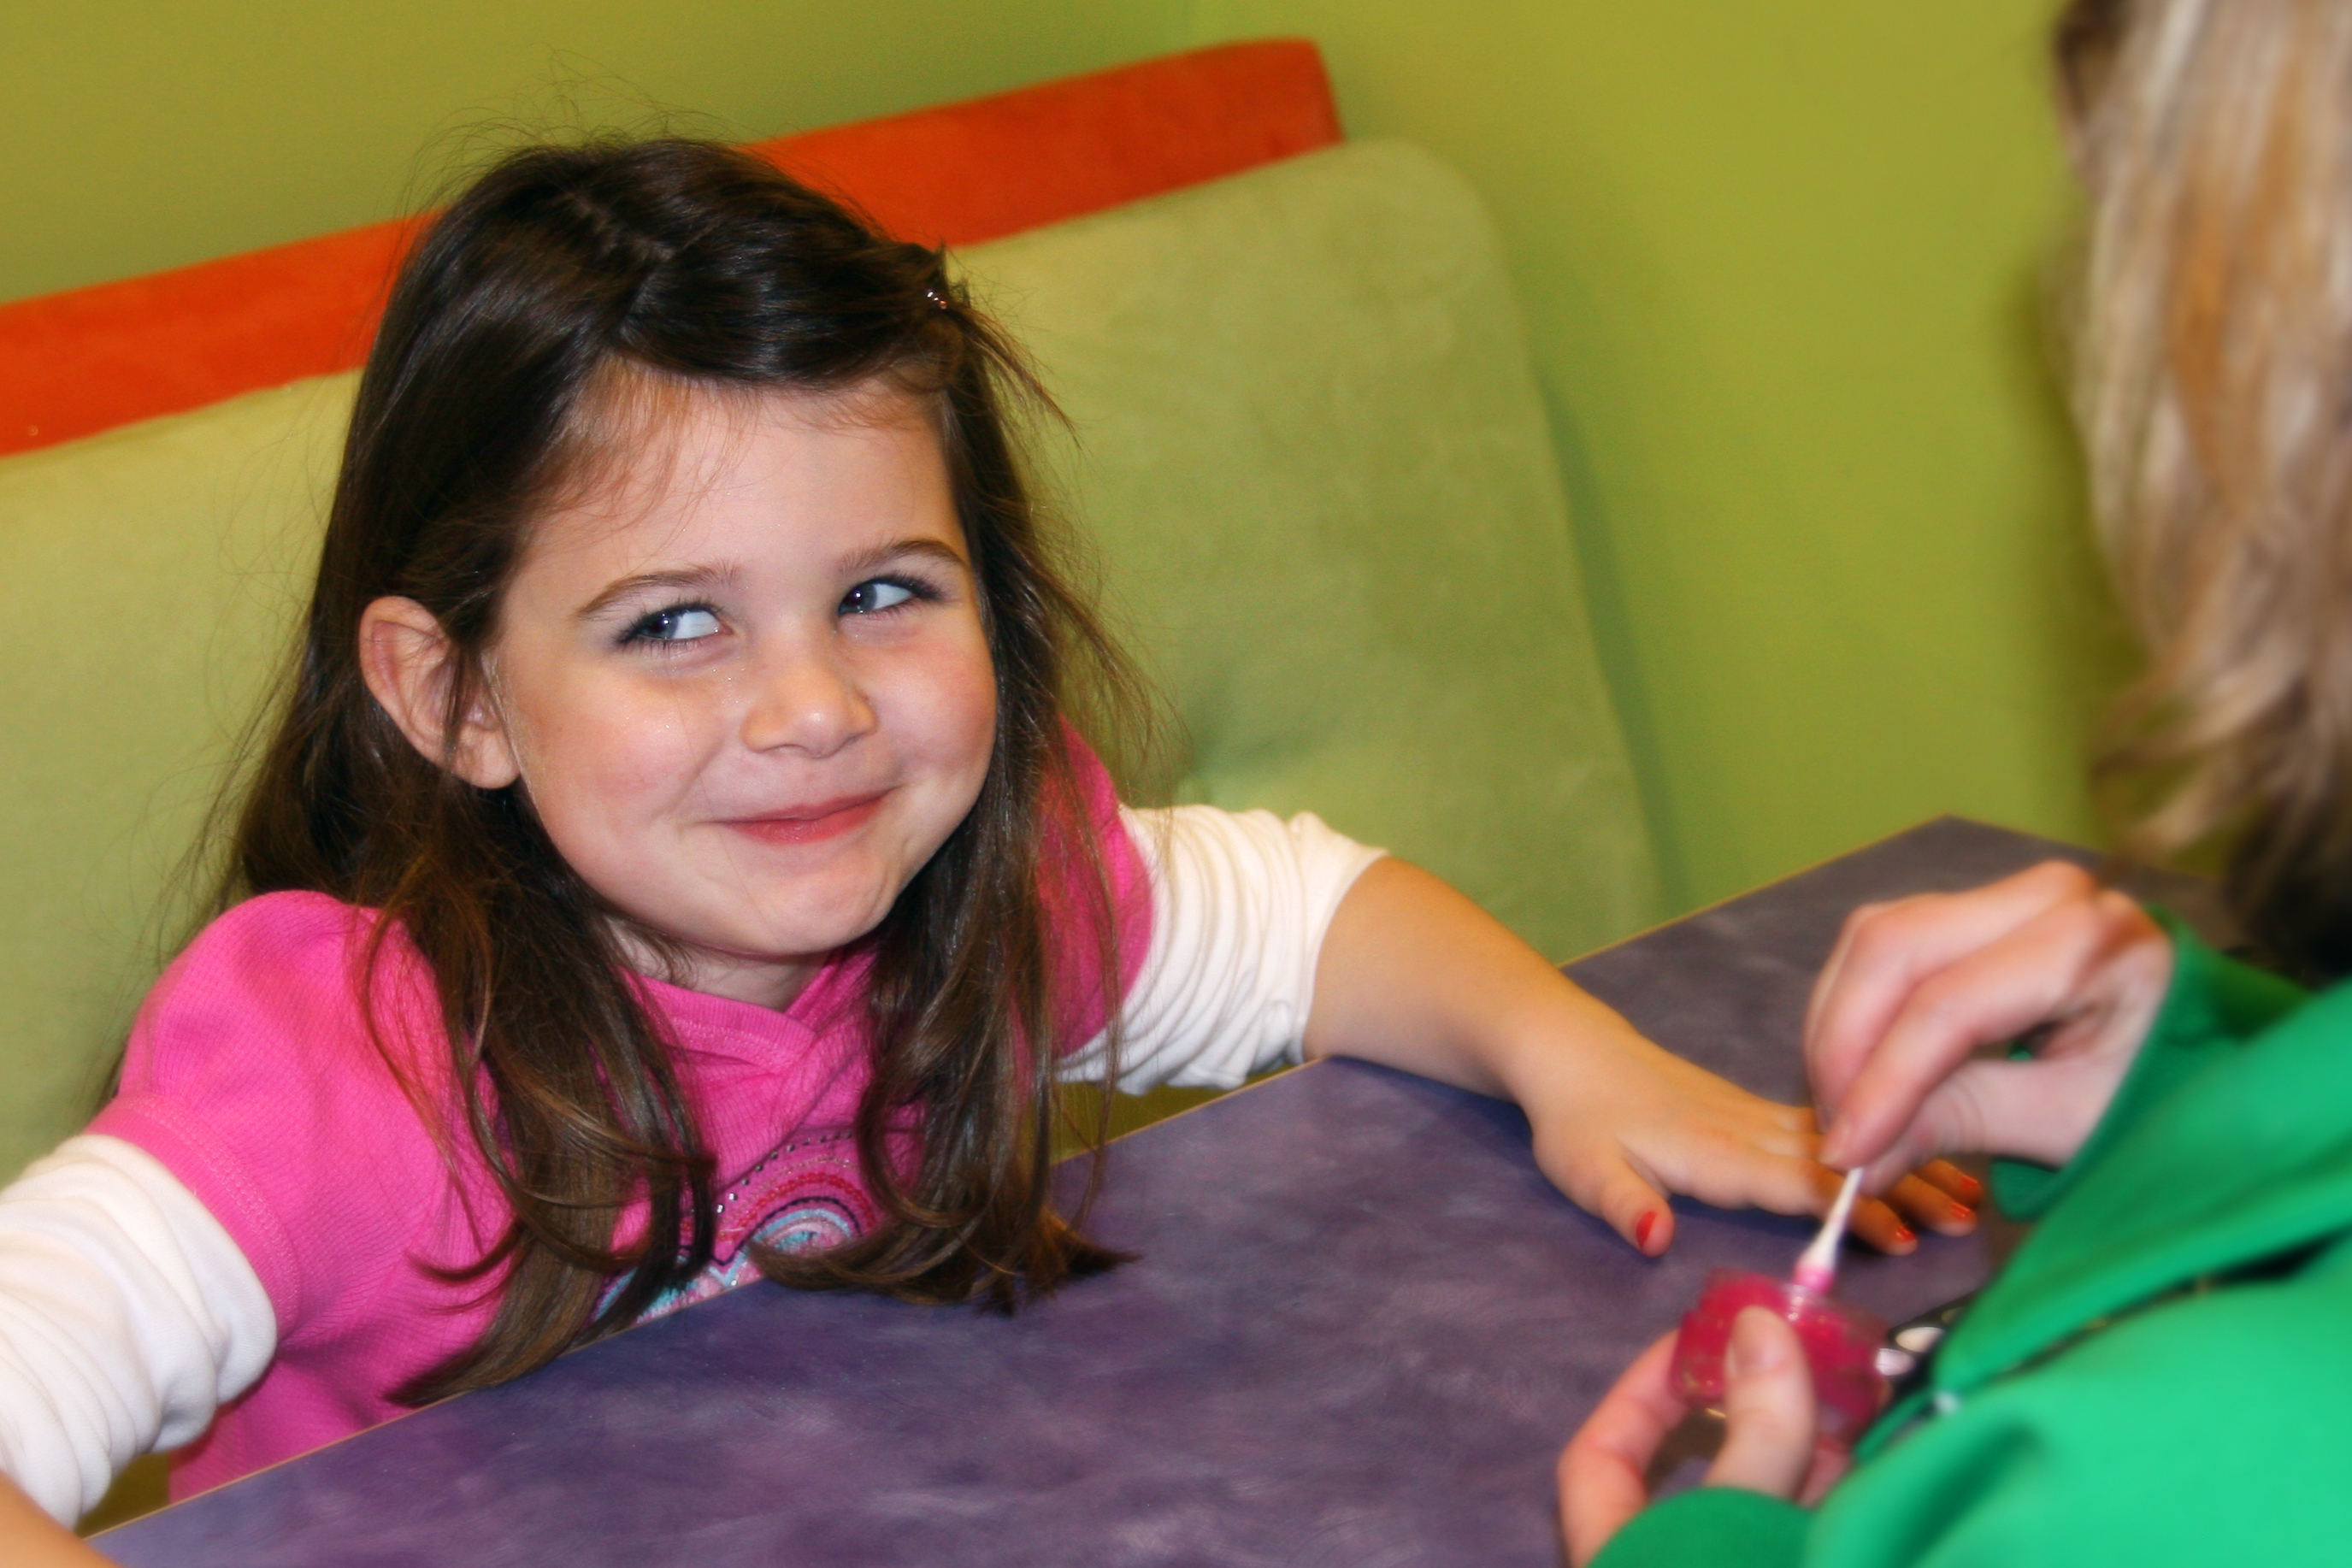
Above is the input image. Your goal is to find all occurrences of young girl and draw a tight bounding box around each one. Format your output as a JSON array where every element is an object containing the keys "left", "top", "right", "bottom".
[{"left": 0, "top": 139, "right": 1965, "bottom": 1556}]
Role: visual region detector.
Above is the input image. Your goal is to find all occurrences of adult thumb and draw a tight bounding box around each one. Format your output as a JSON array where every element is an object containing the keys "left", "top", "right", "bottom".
[{"left": 1704, "top": 1307, "right": 1819, "bottom": 1500}]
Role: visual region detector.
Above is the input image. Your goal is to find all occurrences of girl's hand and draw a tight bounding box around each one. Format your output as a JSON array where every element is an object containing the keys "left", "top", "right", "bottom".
[
  {"left": 1560, "top": 1309, "right": 1842, "bottom": 1566},
  {"left": 1808, "top": 861, "right": 2174, "bottom": 1182},
  {"left": 1506, "top": 1023, "right": 1979, "bottom": 1256},
  {"left": 1307, "top": 858, "right": 1978, "bottom": 1257}
]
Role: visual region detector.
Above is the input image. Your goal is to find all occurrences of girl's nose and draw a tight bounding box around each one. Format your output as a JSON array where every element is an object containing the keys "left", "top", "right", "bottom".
[{"left": 740, "top": 645, "right": 877, "bottom": 758}]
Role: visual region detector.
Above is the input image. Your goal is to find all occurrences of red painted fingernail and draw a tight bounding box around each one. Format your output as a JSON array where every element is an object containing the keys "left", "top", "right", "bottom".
[
  {"left": 1634, "top": 1211, "right": 1659, "bottom": 1251},
  {"left": 1891, "top": 1224, "right": 1916, "bottom": 1247},
  {"left": 1953, "top": 1172, "right": 1986, "bottom": 1203}
]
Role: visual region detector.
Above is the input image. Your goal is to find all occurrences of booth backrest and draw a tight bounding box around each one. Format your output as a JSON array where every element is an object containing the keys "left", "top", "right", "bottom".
[
  {"left": 0, "top": 40, "right": 1341, "bottom": 463},
  {"left": 973, "top": 140, "right": 1659, "bottom": 953},
  {"left": 0, "top": 51, "right": 1658, "bottom": 1182}
]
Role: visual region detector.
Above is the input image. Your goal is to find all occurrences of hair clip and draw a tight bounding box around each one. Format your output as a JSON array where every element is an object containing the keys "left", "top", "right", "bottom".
[{"left": 924, "top": 287, "right": 952, "bottom": 311}]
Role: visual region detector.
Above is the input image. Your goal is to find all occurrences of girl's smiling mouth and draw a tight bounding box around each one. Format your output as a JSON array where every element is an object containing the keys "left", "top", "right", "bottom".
[{"left": 722, "top": 792, "right": 889, "bottom": 846}]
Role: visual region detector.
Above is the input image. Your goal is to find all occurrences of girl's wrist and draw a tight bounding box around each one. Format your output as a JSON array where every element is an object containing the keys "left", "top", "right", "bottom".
[{"left": 1481, "top": 987, "right": 1660, "bottom": 1115}]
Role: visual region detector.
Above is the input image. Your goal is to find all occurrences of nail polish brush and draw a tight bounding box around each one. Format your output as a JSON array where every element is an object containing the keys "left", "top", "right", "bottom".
[{"left": 1792, "top": 1165, "right": 1866, "bottom": 1294}]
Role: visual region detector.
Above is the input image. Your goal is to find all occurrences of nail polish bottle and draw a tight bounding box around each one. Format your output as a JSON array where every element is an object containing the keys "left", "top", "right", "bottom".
[{"left": 1667, "top": 1170, "right": 1890, "bottom": 1446}]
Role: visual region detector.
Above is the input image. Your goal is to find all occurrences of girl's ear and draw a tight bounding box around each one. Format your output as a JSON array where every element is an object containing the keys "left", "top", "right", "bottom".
[{"left": 357, "top": 596, "right": 522, "bottom": 790}]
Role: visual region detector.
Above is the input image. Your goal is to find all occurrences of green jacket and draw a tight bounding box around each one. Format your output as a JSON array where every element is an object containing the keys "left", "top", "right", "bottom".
[{"left": 1597, "top": 921, "right": 2352, "bottom": 1566}]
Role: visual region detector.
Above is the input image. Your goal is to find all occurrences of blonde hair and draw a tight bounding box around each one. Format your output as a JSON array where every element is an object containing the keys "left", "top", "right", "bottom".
[{"left": 2064, "top": 0, "right": 2352, "bottom": 974}]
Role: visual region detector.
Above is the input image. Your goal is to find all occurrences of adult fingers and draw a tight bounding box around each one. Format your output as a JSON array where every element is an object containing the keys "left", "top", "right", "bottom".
[
  {"left": 1816, "top": 893, "right": 2130, "bottom": 1170},
  {"left": 1806, "top": 863, "right": 2095, "bottom": 1117},
  {"left": 1807, "top": 866, "right": 2091, "bottom": 1093},
  {"left": 1858, "top": 1050, "right": 2149, "bottom": 1181},
  {"left": 1705, "top": 1308, "right": 1819, "bottom": 1500},
  {"left": 1560, "top": 1333, "right": 1685, "bottom": 1567},
  {"left": 1797, "top": 1442, "right": 1854, "bottom": 1508}
]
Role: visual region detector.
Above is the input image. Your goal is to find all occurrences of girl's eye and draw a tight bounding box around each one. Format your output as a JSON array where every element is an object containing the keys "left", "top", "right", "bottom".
[
  {"left": 623, "top": 605, "right": 723, "bottom": 645},
  {"left": 840, "top": 578, "right": 920, "bottom": 616}
]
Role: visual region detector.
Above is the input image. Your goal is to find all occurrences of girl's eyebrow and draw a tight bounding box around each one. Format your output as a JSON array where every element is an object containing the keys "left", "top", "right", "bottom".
[
  {"left": 838, "top": 537, "right": 970, "bottom": 577},
  {"left": 575, "top": 564, "right": 739, "bottom": 622}
]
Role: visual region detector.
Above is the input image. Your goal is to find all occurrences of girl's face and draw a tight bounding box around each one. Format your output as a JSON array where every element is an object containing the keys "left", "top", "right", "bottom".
[{"left": 381, "top": 381, "right": 997, "bottom": 1008}]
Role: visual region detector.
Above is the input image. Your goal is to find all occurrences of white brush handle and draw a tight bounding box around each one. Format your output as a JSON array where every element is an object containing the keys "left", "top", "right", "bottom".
[{"left": 1793, "top": 1166, "right": 1865, "bottom": 1294}]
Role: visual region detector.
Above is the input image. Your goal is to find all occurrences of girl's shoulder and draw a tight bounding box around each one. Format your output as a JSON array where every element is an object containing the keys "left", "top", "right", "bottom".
[
  {"left": 121, "top": 890, "right": 440, "bottom": 1098},
  {"left": 182, "top": 887, "right": 378, "bottom": 967},
  {"left": 97, "top": 893, "right": 481, "bottom": 1341}
]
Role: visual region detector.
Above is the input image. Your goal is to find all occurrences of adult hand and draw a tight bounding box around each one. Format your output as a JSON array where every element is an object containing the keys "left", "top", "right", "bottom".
[
  {"left": 1809, "top": 861, "right": 2173, "bottom": 1182},
  {"left": 1560, "top": 1309, "right": 1842, "bottom": 1566}
]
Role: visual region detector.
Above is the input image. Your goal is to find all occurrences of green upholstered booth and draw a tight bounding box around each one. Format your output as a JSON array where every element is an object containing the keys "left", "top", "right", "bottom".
[
  {"left": 0, "top": 138, "right": 1658, "bottom": 1183},
  {"left": 973, "top": 140, "right": 1657, "bottom": 953}
]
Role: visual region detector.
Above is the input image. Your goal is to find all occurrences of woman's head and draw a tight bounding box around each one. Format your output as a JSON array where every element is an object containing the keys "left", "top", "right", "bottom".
[
  {"left": 2057, "top": 0, "right": 2352, "bottom": 976},
  {"left": 233, "top": 139, "right": 1134, "bottom": 1397}
]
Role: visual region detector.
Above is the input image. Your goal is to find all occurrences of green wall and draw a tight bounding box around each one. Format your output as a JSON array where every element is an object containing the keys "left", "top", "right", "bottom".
[
  {"left": 0, "top": 0, "right": 1186, "bottom": 304},
  {"left": 1193, "top": 0, "right": 2129, "bottom": 909},
  {"left": 3, "top": 1, "right": 2126, "bottom": 916}
]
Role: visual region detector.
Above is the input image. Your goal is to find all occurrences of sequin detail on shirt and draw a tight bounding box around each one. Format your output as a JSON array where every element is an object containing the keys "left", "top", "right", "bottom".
[{"left": 612, "top": 1129, "right": 881, "bottom": 1323}]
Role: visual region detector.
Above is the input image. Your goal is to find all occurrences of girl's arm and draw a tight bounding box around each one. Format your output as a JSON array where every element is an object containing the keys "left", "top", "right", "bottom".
[
  {"left": 1070, "top": 805, "right": 1387, "bottom": 1097},
  {"left": 0, "top": 1136, "right": 274, "bottom": 1527},
  {"left": 0, "top": 1476, "right": 113, "bottom": 1565},
  {"left": 1302, "top": 858, "right": 1967, "bottom": 1253},
  {"left": 1091, "top": 806, "right": 1964, "bottom": 1252}
]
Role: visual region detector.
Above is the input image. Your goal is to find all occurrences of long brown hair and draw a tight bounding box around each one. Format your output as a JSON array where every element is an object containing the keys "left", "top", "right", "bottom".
[
  {"left": 2059, "top": 0, "right": 2352, "bottom": 978},
  {"left": 226, "top": 139, "right": 1138, "bottom": 1402}
]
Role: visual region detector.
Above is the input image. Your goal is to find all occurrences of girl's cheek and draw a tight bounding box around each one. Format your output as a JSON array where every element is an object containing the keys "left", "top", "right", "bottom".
[
  {"left": 539, "top": 675, "right": 715, "bottom": 825},
  {"left": 932, "top": 639, "right": 998, "bottom": 779}
]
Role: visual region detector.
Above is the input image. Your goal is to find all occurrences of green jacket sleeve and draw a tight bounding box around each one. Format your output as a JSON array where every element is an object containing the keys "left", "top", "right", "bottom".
[
  {"left": 1591, "top": 1486, "right": 1810, "bottom": 1568},
  {"left": 1801, "top": 1240, "right": 2352, "bottom": 1568},
  {"left": 1992, "top": 915, "right": 2304, "bottom": 1219}
]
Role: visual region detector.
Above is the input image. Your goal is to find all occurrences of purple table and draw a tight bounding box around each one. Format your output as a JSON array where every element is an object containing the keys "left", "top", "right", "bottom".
[{"left": 101, "top": 817, "right": 2127, "bottom": 1566}]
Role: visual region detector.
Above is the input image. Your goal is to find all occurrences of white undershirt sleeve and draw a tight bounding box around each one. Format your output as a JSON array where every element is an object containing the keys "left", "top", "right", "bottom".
[
  {"left": 1066, "top": 805, "right": 1388, "bottom": 1095},
  {"left": 0, "top": 1134, "right": 275, "bottom": 1523}
]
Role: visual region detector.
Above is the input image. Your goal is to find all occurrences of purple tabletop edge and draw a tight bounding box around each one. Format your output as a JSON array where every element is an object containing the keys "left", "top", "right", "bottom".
[{"left": 98, "top": 816, "right": 2137, "bottom": 1567}]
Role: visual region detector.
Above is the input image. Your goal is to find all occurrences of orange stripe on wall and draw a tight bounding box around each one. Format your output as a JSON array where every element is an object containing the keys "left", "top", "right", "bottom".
[{"left": 0, "top": 39, "right": 1338, "bottom": 462}]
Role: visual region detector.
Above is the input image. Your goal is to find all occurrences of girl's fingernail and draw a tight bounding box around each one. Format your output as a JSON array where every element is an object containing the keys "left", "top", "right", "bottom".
[
  {"left": 1947, "top": 1201, "right": 1977, "bottom": 1226},
  {"left": 1953, "top": 1172, "right": 1986, "bottom": 1203},
  {"left": 1634, "top": 1211, "right": 1658, "bottom": 1251},
  {"left": 1890, "top": 1224, "right": 1916, "bottom": 1247}
]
